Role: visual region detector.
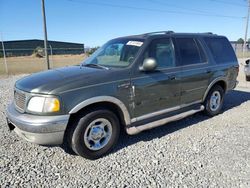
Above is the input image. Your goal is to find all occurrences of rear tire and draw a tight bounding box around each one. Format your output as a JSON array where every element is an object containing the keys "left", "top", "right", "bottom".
[
  {"left": 68, "top": 109, "right": 120, "bottom": 160},
  {"left": 203, "top": 85, "right": 224, "bottom": 117}
]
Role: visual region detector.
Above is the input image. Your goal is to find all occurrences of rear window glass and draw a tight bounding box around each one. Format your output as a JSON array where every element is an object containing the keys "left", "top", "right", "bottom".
[
  {"left": 204, "top": 37, "right": 237, "bottom": 63},
  {"left": 175, "top": 38, "right": 204, "bottom": 66}
]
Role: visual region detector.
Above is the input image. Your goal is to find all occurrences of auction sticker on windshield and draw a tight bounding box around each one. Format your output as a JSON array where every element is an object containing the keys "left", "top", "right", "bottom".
[{"left": 126, "top": 41, "right": 143, "bottom": 47}]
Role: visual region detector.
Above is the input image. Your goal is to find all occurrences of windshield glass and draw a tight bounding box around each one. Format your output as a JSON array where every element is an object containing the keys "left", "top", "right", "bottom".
[{"left": 83, "top": 39, "right": 144, "bottom": 68}]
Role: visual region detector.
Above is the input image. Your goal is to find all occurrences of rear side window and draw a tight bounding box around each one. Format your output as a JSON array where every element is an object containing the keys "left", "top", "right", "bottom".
[
  {"left": 204, "top": 37, "right": 237, "bottom": 64},
  {"left": 174, "top": 38, "right": 206, "bottom": 66}
]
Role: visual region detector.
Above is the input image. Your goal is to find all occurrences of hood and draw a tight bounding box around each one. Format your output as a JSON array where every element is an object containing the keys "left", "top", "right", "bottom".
[{"left": 15, "top": 65, "right": 112, "bottom": 94}]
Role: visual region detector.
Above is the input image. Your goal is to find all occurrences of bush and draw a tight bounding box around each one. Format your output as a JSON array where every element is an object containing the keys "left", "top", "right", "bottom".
[{"left": 33, "top": 46, "right": 44, "bottom": 58}]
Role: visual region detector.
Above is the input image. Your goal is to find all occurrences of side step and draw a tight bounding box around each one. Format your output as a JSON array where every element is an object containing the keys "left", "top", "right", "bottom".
[{"left": 126, "top": 105, "right": 204, "bottom": 135}]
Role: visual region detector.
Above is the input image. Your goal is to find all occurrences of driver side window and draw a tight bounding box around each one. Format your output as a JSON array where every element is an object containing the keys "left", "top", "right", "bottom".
[{"left": 144, "top": 38, "right": 175, "bottom": 69}]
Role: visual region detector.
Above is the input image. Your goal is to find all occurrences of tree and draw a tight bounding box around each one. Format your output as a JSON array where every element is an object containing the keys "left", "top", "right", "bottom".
[
  {"left": 237, "top": 38, "right": 244, "bottom": 44},
  {"left": 87, "top": 46, "right": 100, "bottom": 55}
]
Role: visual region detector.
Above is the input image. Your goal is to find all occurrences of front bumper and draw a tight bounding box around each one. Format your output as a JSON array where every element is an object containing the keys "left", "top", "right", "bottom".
[{"left": 6, "top": 103, "right": 70, "bottom": 145}]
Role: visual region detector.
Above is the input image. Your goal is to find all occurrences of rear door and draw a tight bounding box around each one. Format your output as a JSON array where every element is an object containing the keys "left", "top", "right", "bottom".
[{"left": 173, "top": 37, "right": 212, "bottom": 104}]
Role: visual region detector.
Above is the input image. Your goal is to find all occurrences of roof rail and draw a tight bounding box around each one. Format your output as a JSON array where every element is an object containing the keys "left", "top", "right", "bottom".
[
  {"left": 143, "top": 31, "right": 174, "bottom": 36},
  {"left": 203, "top": 32, "right": 214, "bottom": 35}
]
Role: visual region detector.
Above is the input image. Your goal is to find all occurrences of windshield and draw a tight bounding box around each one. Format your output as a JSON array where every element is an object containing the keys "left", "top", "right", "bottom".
[{"left": 83, "top": 39, "right": 144, "bottom": 68}]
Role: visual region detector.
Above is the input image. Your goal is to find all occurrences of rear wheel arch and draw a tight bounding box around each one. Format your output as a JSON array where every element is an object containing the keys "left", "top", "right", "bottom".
[{"left": 202, "top": 78, "right": 227, "bottom": 102}]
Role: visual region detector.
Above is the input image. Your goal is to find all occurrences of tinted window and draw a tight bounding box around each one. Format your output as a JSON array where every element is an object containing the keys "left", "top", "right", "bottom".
[
  {"left": 144, "top": 38, "right": 175, "bottom": 68},
  {"left": 175, "top": 38, "right": 203, "bottom": 66},
  {"left": 196, "top": 40, "right": 207, "bottom": 63},
  {"left": 204, "top": 37, "right": 237, "bottom": 63}
]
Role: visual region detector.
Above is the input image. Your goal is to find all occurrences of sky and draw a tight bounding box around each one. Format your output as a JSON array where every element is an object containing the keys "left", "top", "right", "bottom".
[{"left": 0, "top": 0, "right": 249, "bottom": 47}]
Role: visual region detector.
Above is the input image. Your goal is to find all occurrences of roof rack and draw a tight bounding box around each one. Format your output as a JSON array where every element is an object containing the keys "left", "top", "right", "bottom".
[{"left": 143, "top": 31, "right": 174, "bottom": 36}]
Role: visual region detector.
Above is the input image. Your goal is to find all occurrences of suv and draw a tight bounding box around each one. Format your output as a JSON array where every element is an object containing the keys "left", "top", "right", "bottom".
[{"left": 6, "top": 31, "right": 239, "bottom": 159}]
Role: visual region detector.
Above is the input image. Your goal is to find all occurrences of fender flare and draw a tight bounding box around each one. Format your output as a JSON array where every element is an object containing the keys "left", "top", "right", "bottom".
[
  {"left": 69, "top": 96, "right": 131, "bottom": 125},
  {"left": 202, "top": 77, "right": 227, "bottom": 102}
]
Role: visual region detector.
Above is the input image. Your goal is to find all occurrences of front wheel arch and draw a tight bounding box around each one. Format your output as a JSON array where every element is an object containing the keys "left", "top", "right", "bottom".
[
  {"left": 66, "top": 108, "right": 121, "bottom": 159},
  {"left": 63, "top": 102, "right": 127, "bottom": 147}
]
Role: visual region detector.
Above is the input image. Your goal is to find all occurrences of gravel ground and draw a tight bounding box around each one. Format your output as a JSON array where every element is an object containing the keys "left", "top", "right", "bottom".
[{"left": 1, "top": 75, "right": 250, "bottom": 187}]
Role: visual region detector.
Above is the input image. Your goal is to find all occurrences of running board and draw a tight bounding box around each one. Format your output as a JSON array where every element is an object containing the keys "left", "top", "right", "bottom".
[{"left": 126, "top": 105, "right": 205, "bottom": 135}]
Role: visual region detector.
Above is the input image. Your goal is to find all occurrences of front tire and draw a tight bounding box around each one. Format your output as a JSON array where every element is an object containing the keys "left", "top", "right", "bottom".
[
  {"left": 203, "top": 85, "right": 224, "bottom": 117},
  {"left": 68, "top": 109, "right": 120, "bottom": 160}
]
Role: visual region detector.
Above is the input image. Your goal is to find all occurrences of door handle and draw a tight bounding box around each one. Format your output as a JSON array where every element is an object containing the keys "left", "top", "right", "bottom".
[
  {"left": 206, "top": 69, "right": 212, "bottom": 74},
  {"left": 168, "top": 75, "right": 177, "bottom": 80}
]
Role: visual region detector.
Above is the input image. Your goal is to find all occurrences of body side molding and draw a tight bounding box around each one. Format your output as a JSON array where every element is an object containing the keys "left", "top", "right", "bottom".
[{"left": 69, "top": 96, "right": 131, "bottom": 125}]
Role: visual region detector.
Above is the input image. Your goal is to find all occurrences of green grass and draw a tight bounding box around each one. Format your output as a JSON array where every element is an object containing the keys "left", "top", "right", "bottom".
[{"left": 236, "top": 52, "right": 250, "bottom": 59}]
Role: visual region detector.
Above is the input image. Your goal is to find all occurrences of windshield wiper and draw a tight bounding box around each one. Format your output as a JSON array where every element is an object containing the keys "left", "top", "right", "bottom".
[{"left": 82, "top": 63, "right": 109, "bottom": 70}]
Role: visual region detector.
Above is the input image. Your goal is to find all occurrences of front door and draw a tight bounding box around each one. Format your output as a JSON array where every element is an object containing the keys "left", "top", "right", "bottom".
[{"left": 131, "top": 38, "right": 182, "bottom": 119}]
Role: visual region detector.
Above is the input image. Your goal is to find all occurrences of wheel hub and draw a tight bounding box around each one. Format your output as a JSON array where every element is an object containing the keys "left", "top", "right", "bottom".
[
  {"left": 90, "top": 126, "right": 104, "bottom": 140},
  {"left": 210, "top": 91, "right": 221, "bottom": 111},
  {"left": 84, "top": 118, "right": 112, "bottom": 151}
]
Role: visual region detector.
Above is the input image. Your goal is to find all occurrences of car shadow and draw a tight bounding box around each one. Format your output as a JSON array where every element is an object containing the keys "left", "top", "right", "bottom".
[{"left": 114, "top": 89, "right": 250, "bottom": 153}]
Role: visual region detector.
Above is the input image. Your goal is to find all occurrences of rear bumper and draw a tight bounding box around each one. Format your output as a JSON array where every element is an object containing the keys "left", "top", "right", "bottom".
[{"left": 6, "top": 103, "right": 70, "bottom": 145}]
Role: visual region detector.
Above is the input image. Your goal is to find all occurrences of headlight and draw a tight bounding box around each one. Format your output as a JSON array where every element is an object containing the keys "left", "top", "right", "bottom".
[{"left": 27, "top": 96, "right": 60, "bottom": 113}]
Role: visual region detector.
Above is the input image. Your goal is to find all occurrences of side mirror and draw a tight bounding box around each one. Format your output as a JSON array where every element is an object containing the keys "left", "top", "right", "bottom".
[
  {"left": 246, "top": 59, "right": 250, "bottom": 65},
  {"left": 139, "top": 58, "right": 157, "bottom": 72}
]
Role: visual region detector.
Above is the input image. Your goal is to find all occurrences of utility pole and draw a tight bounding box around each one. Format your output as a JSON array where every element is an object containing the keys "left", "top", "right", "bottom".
[
  {"left": 1, "top": 33, "right": 8, "bottom": 74},
  {"left": 244, "top": 0, "right": 250, "bottom": 56},
  {"left": 49, "top": 45, "right": 53, "bottom": 68},
  {"left": 41, "top": 0, "right": 50, "bottom": 69}
]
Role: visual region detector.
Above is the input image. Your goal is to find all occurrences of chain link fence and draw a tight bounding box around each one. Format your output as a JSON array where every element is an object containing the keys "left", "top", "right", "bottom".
[{"left": 231, "top": 42, "right": 250, "bottom": 58}]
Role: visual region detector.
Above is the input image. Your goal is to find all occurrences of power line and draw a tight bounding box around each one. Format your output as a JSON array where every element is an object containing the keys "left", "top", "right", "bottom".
[
  {"left": 65, "top": 0, "right": 245, "bottom": 19},
  {"left": 209, "top": 0, "right": 247, "bottom": 7},
  {"left": 147, "top": 0, "right": 219, "bottom": 14}
]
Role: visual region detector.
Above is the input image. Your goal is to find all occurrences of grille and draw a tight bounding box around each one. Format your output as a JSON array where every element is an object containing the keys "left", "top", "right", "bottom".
[{"left": 14, "top": 90, "right": 27, "bottom": 112}]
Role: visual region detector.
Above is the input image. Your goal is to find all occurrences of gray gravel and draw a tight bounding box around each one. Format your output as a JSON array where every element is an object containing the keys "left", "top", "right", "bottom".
[{"left": 1, "top": 75, "right": 250, "bottom": 187}]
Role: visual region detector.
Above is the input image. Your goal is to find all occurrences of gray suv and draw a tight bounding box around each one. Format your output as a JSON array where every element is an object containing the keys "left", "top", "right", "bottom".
[{"left": 6, "top": 31, "right": 239, "bottom": 159}]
